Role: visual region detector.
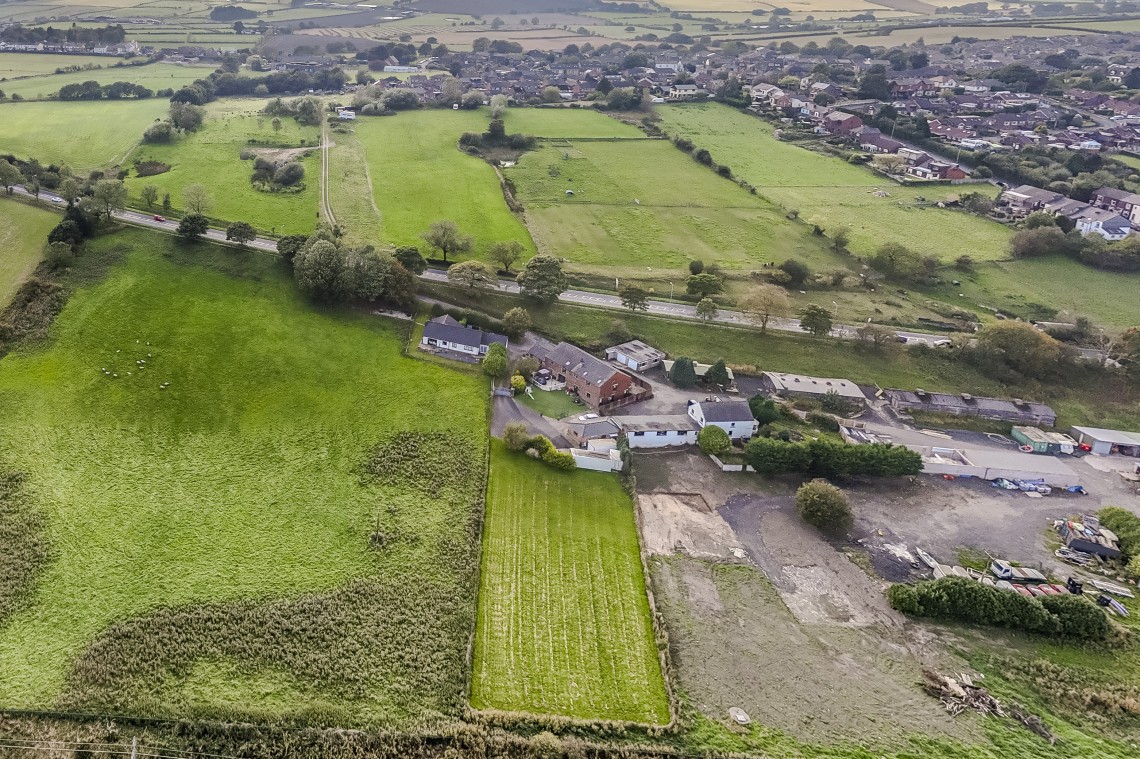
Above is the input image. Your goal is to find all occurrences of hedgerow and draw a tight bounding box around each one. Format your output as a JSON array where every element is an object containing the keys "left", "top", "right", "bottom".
[
  {"left": 744, "top": 438, "right": 921, "bottom": 478},
  {"left": 888, "top": 577, "right": 1110, "bottom": 641}
]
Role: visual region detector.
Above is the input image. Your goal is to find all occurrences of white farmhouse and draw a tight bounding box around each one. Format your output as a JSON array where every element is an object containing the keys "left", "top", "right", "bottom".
[{"left": 687, "top": 400, "right": 758, "bottom": 441}]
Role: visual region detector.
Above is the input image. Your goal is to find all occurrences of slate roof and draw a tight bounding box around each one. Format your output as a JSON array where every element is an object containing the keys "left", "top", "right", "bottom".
[
  {"left": 532, "top": 342, "right": 622, "bottom": 388},
  {"left": 422, "top": 315, "right": 507, "bottom": 348},
  {"left": 695, "top": 400, "right": 754, "bottom": 423}
]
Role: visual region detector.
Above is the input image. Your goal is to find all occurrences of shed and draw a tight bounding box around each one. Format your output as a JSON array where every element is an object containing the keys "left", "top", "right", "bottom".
[
  {"left": 605, "top": 340, "right": 665, "bottom": 372},
  {"left": 1070, "top": 426, "right": 1140, "bottom": 457},
  {"left": 1011, "top": 426, "right": 1076, "bottom": 455}
]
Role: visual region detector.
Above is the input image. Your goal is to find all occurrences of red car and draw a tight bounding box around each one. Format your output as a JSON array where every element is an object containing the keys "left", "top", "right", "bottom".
[{"left": 153, "top": 215, "right": 166, "bottom": 222}]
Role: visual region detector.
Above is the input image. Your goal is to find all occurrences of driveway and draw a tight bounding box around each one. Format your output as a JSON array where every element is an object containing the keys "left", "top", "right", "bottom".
[{"left": 491, "top": 395, "right": 570, "bottom": 448}]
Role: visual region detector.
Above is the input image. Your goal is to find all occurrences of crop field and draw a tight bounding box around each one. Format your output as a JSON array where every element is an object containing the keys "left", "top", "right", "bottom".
[
  {"left": 0, "top": 63, "right": 217, "bottom": 100},
  {"left": 472, "top": 441, "right": 669, "bottom": 723},
  {"left": 0, "top": 99, "right": 168, "bottom": 171},
  {"left": 653, "top": 103, "right": 1012, "bottom": 263},
  {"left": 0, "top": 200, "right": 56, "bottom": 309},
  {"left": 355, "top": 110, "right": 535, "bottom": 259},
  {"left": 0, "top": 227, "right": 488, "bottom": 725},
  {"left": 124, "top": 108, "right": 320, "bottom": 235},
  {"left": 506, "top": 139, "right": 844, "bottom": 275}
]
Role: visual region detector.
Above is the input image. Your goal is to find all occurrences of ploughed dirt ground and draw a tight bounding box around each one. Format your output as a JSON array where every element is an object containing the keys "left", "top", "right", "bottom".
[{"left": 636, "top": 451, "right": 979, "bottom": 746}]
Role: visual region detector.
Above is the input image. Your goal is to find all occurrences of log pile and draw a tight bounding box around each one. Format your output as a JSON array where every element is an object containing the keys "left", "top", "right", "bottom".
[{"left": 922, "top": 669, "right": 1055, "bottom": 744}]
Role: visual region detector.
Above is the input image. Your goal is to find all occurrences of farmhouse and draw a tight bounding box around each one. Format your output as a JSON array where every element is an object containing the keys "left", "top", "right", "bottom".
[
  {"left": 883, "top": 389, "right": 1056, "bottom": 426},
  {"left": 618, "top": 415, "right": 700, "bottom": 448},
  {"left": 420, "top": 315, "right": 507, "bottom": 359},
  {"left": 760, "top": 372, "right": 867, "bottom": 406},
  {"left": 529, "top": 341, "right": 649, "bottom": 411},
  {"left": 605, "top": 340, "right": 665, "bottom": 372},
  {"left": 687, "top": 400, "right": 758, "bottom": 441}
]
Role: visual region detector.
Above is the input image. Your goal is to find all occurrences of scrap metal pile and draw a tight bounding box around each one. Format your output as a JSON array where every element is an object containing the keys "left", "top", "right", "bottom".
[{"left": 922, "top": 670, "right": 1055, "bottom": 744}]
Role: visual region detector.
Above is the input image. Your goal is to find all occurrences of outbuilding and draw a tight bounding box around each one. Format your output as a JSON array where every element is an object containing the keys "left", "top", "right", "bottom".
[
  {"left": 1011, "top": 426, "right": 1076, "bottom": 455},
  {"left": 1070, "top": 426, "right": 1140, "bottom": 457},
  {"left": 618, "top": 415, "right": 700, "bottom": 448},
  {"left": 605, "top": 340, "right": 665, "bottom": 372}
]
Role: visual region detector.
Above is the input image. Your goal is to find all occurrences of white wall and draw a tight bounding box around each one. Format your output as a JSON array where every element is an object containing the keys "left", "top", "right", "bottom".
[
  {"left": 626, "top": 430, "right": 696, "bottom": 449},
  {"left": 570, "top": 449, "right": 622, "bottom": 472}
]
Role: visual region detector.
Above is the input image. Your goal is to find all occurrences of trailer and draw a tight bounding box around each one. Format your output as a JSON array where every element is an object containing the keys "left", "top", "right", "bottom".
[{"left": 990, "top": 559, "right": 1047, "bottom": 583}]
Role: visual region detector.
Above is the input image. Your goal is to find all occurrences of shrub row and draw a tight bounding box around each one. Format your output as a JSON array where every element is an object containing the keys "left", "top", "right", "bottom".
[
  {"left": 888, "top": 577, "right": 1110, "bottom": 641},
  {"left": 427, "top": 302, "right": 505, "bottom": 335},
  {"left": 523, "top": 435, "right": 576, "bottom": 471},
  {"left": 744, "top": 438, "right": 921, "bottom": 478}
]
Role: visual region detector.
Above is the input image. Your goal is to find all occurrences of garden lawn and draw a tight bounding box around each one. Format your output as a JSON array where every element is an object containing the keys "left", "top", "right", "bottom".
[
  {"left": 653, "top": 102, "right": 1012, "bottom": 262},
  {"left": 506, "top": 140, "right": 843, "bottom": 274},
  {"left": 0, "top": 228, "right": 487, "bottom": 726},
  {"left": 472, "top": 440, "right": 669, "bottom": 724},
  {"left": 0, "top": 99, "right": 168, "bottom": 171},
  {"left": 0, "top": 200, "right": 56, "bottom": 308},
  {"left": 518, "top": 386, "right": 583, "bottom": 419},
  {"left": 355, "top": 110, "right": 535, "bottom": 259},
  {"left": 124, "top": 110, "right": 320, "bottom": 235}
]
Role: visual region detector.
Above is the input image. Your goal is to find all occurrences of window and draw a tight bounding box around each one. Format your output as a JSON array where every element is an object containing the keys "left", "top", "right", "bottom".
[
  {"left": 633, "top": 431, "right": 645, "bottom": 437},
  {"left": 656, "top": 431, "right": 668, "bottom": 436}
]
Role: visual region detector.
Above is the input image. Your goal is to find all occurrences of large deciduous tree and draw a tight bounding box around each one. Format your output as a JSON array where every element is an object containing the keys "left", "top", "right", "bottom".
[
  {"left": 619, "top": 284, "right": 649, "bottom": 312},
  {"left": 517, "top": 253, "right": 567, "bottom": 303},
  {"left": 421, "top": 220, "right": 473, "bottom": 262},
  {"left": 739, "top": 284, "right": 790, "bottom": 334},
  {"left": 489, "top": 240, "right": 524, "bottom": 273},
  {"left": 225, "top": 221, "right": 256, "bottom": 247},
  {"left": 798, "top": 304, "right": 833, "bottom": 337},
  {"left": 447, "top": 259, "right": 497, "bottom": 290},
  {"left": 182, "top": 183, "right": 213, "bottom": 215}
]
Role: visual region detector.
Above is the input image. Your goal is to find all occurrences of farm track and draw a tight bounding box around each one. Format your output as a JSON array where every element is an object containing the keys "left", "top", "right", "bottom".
[{"left": 320, "top": 119, "right": 336, "bottom": 227}]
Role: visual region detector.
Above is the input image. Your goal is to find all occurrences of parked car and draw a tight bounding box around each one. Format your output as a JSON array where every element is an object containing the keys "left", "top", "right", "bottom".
[{"left": 153, "top": 215, "right": 166, "bottom": 222}]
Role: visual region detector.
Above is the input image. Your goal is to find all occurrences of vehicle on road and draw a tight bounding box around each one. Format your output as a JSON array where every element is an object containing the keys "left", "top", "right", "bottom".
[{"left": 153, "top": 215, "right": 166, "bottom": 222}]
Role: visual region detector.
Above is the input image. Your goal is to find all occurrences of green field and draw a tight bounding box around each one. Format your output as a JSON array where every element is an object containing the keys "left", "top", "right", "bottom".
[
  {"left": 0, "top": 200, "right": 56, "bottom": 309},
  {"left": 125, "top": 106, "right": 320, "bottom": 235},
  {"left": 327, "top": 127, "right": 383, "bottom": 243},
  {"left": 355, "top": 109, "right": 536, "bottom": 259},
  {"left": 500, "top": 107, "right": 649, "bottom": 139},
  {"left": 1112, "top": 154, "right": 1140, "bottom": 172},
  {"left": 0, "top": 63, "right": 216, "bottom": 100},
  {"left": 507, "top": 139, "right": 842, "bottom": 275},
  {"left": 0, "top": 227, "right": 487, "bottom": 725},
  {"left": 0, "top": 54, "right": 126, "bottom": 78},
  {"left": 653, "top": 103, "right": 1012, "bottom": 263},
  {"left": 472, "top": 441, "right": 669, "bottom": 724},
  {"left": 0, "top": 99, "right": 168, "bottom": 171}
]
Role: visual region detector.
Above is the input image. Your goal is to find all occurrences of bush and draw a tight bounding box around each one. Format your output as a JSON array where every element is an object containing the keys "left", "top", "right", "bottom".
[
  {"left": 743, "top": 438, "right": 920, "bottom": 477},
  {"left": 668, "top": 356, "right": 698, "bottom": 388},
  {"left": 795, "top": 479, "right": 851, "bottom": 532},
  {"left": 887, "top": 583, "right": 922, "bottom": 615},
  {"left": 541, "top": 448, "right": 577, "bottom": 471},
  {"left": 806, "top": 411, "right": 840, "bottom": 432},
  {"left": 748, "top": 395, "right": 780, "bottom": 425},
  {"left": 510, "top": 374, "right": 525, "bottom": 393},
  {"left": 892, "top": 577, "right": 1111, "bottom": 641},
  {"left": 503, "top": 421, "right": 529, "bottom": 451},
  {"left": 697, "top": 425, "right": 731, "bottom": 456}
]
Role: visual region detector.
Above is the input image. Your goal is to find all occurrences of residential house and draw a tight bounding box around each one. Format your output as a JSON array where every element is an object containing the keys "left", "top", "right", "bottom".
[
  {"left": 1107, "top": 64, "right": 1132, "bottom": 85},
  {"left": 561, "top": 415, "right": 622, "bottom": 449},
  {"left": 529, "top": 341, "right": 646, "bottom": 411},
  {"left": 822, "top": 110, "right": 862, "bottom": 136},
  {"left": 1091, "top": 187, "right": 1140, "bottom": 223},
  {"left": 420, "top": 315, "right": 507, "bottom": 359},
  {"left": 687, "top": 400, "right": 758, "bottom": 441},
  {"left": 1000, "top": 184, "right": 1064, "bottom": 216},
  {"left": 906, "top": 157, "right": 968, "bottom": 180},
  {"left": 759, "top": 372, "right": 868, "bottom": 406},
  {"left": 1074, "top": 207, "right": 1132, "bottom": 241},
  {"left": 750, "top": 83, "right": 783, "bottom": 105},
  {"left": 605, "top": 340, "right": 665, "bottom": 372},
  {"left": 858, "top": 129, "right": 904, "bottom": 154},
  {"left": 618, "top": 416, "right": 700, "bottom": 448}
]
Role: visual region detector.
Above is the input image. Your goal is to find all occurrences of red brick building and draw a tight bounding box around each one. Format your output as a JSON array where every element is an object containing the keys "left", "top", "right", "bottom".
[{"left": 529, "top": 341, "right": 639, "bottom": 410}]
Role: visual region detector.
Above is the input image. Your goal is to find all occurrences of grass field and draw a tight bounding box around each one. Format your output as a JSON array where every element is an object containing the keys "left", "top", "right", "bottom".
[
  {"left": 0, "top": 63, "right": 216, "bottom": 100},
  {"left": 124, "top": 107, "right": 320, "bottom": 235},
  {"left": 653, "top": 103, "right": 1012, "bottom": 263},
  {"left": 0, "top": 200, "right": 56, "bottom": 309},
  {"left": 500, "top": 107, "right": 648, "bottom": 139},
  {"left": 507, "top": 139, "right": 842, "bottom": 274},
  {"left": 0, "top": 227, "right": 488, "bottom": 725},
  {"left": 0, "top": 54, "right": 126, "bottom": 78},
  {"left": 0, "top": 99, "right": 168, "bottom": 171},
  {"left": 1112, "top": 154, "right": 1140, "bottom": 172},
  {"left": 355, "top": 109, "right": 535, "bottom": 259},
  {"left": 472, "top": 441, "right": 669, "bottom": 723},
  {"left": 327, "top": 128, "right": 384, "bottom": 243}
]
